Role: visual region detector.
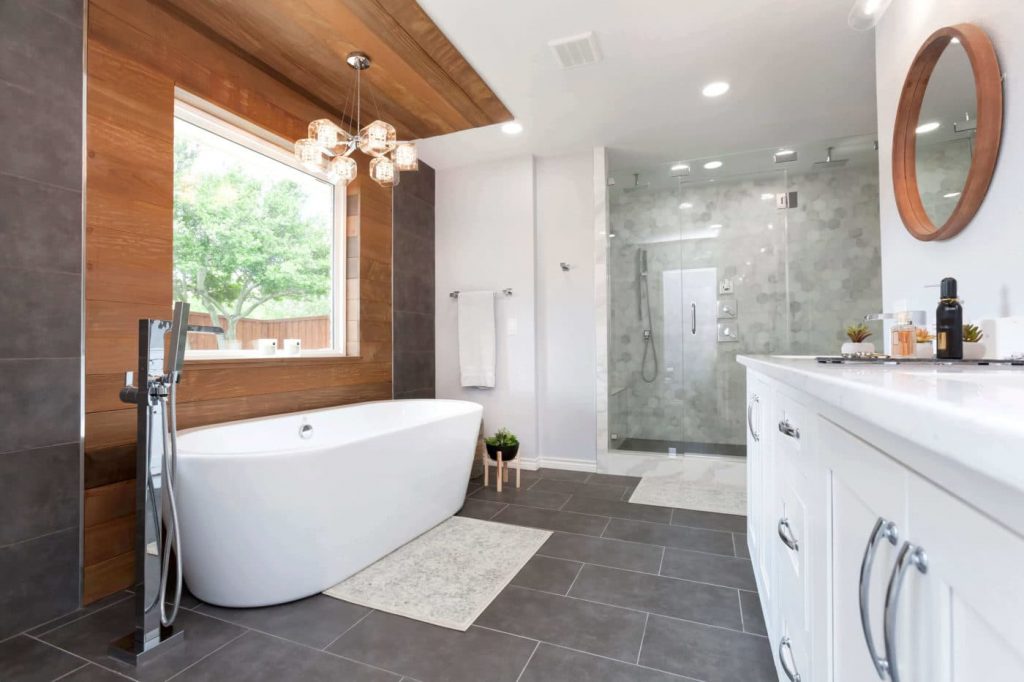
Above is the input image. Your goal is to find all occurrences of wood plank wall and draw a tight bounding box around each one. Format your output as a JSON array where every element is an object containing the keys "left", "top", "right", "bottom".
[{"left": 84, "top": 0, "right": 393, "bottom": 603}]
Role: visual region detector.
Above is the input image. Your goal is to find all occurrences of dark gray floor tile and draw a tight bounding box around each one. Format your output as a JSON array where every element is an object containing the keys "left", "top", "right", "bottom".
[
  {"left": 28, "top": 592, "right": 133, "bottom": 637},
  {"left": 477, "top": 586, "right": 646, "bottom": 663},
  {"left": 603, "top": 519, "right": 736, "bottom": 556},
  {"left": 510, "top": 556, "right": 582, "bottom": 595},
  {"left": 492, "top": 505, "right": 608, "bottom": 537},
  {"left": 466, "top": 481, "right": 482, "bottom": 497},
  {"left": 329, "top": 611, "right": 536, "bottom": 682},
  {"left": 659, "top": 548, "right": 756, "bottom": 591},
  {"left": 40, "top": 600, "right": 245, "bottom": 682},
  {"left": 531, "top": 478, "right": 630, "bottom": 501},
  {"left": 519, "top": 643, "right": 691, "bottom": 682},
  {"left": 569, "top": 564, "right": 742, "bottom": 630},
  {"left": 0, "top": 635, "right": 84, "bottom": 682},
  {"left": 55, "top": 664, "right": 129, "bottom": 682},
  {"left": 456, "top": 499, "right": 506, "bottom": 520},
  {"left": 670, "top": 509, "right": 746, "bottom": 533},
  {"left": 0, "top": 527, "right": 79, "bottom": 639},
  {"left": 2, "top": 448, "right": 80, "bottom": 545},
  {"left": 564, "top": 496, "right": 672, "bottom": 524},
  {"left": 740, "top": 591, "right": 767, "bottom": 636},
  {"left": 470, "top": 486, "right": 570, "bottom": 510},
  {"left": 538, "top": 533, "right": 663, "bottom": 574},
  {"left": 639, "top": 615, "right": 775, "bottom": 682},
  {"left": 587, "top": 473, "right": 642, "bottom": 487},
  {"left": 536, "top": 468, "right": 592, "bottom": 482},
  {"left": 173, "top": 630, "right": 398, "bottom": 682},
  {"left": 734, "top": 534, "right": 750, "bottom": 559},
  {"left": 195, "top": 595, "right": 370, "bottom": 649}
]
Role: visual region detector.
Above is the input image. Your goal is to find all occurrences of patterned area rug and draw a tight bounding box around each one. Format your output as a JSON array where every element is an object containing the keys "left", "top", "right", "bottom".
[
  {"left": 323, "top": 516, "right": 551, "bottom": 631},
  {"left": 628, "top": 457, "right": 746, "bottom": 515}
]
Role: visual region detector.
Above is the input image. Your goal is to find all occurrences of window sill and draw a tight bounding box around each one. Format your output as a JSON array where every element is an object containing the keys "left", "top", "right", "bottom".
[{"left": 184, "top": 349, "right": 358, "bottom": 368}]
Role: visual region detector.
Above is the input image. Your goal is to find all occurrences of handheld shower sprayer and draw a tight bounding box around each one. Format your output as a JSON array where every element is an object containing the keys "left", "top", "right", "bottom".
[
  {"left": 637, "top": 249, "right": 658, "bottom": 383},
  {"left": 109, "top": 302, "right": 223, "bottom": 665}
]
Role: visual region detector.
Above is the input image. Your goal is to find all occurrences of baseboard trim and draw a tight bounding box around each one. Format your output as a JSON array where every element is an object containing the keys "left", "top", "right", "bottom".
[{"left": 481, "top": 457, "right": 597, "bottom": 473}]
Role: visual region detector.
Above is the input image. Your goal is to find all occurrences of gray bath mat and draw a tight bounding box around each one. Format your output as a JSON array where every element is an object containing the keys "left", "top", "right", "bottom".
[
  {"left": 323, "top": 516, "right": 551, "bottom": 631},
  {"left": 628, "top": 458, "right": 746, "bottom": 515}
]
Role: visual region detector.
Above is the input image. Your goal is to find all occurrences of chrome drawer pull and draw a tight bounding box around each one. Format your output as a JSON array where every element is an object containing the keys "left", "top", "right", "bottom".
[
  {"left": 778, "top": 636, "right": 802, "bottom": 682},
  {"left": 859, "top": 518, "right": 899, "bottom": 679},
  {"left": 778, "top": 419, "right": 800, "bottom": 439},
  {"left": 747, "top": 394, "right": 760, "bottom": 442},
  {"left": 883, "top": 542, "right": 928, "bottom": 682},
  {"left": 777, "top": 518, "right": 799, "bottom": 551}
]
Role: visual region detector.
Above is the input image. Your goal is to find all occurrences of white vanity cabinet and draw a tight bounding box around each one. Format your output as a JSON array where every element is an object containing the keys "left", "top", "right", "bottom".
[{"left": 743, "top": 360, "right": 1024, "bottom": 682}]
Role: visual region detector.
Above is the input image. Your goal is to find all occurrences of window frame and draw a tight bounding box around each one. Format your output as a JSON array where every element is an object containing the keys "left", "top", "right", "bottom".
[{"left": 172, "top": 94, "right": 347, "bottom": 360}]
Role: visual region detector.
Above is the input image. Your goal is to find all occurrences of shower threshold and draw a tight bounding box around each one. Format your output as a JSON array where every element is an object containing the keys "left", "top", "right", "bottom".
[{"left": 615, "top": 438, "right": 746, "bottom": 458}]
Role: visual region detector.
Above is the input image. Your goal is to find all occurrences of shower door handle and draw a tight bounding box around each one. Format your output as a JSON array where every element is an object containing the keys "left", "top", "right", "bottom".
[{"left": 690, "top": 303, "right": 696, "bottom": 335}]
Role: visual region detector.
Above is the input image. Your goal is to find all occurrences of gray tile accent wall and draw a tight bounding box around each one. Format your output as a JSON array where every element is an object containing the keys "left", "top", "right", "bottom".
[
  {"left": 392, "top": 162, "right": 435, "bottom": 399},
  {"left": 0, "top": 0, "right": 84, "bottom": 639}
]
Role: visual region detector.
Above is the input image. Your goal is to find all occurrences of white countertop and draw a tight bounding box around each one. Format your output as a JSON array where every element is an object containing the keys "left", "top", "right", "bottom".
[{"left": 738, "top": 355, "right": 1024, "bottom": 499}]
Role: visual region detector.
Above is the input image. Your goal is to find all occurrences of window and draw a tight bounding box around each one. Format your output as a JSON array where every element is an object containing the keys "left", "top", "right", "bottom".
[{"left": 172, "top": 99, "right": 346, "bottom": 358}]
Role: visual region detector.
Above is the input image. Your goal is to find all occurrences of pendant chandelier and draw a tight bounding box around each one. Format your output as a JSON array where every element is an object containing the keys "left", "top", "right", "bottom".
[{"left": 294, "top": 52, "right": 418, "bottom": 188}]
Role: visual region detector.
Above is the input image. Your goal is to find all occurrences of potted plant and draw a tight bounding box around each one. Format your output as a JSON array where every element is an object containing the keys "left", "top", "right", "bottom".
[
  {"left": 841, "top": 323, "right": 875, "bottom": 356},
  {"left": 915, "top": 327, "right": 935, "bottom": 359},
  {"left": 963, "top": 324, "right": 986, "bottom": 360},
  {"left": 485, "top": 428, "right": 519, "bottom": 461}
]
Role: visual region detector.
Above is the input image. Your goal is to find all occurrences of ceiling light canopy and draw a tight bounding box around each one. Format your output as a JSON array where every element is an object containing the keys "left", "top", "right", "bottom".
[
  {"left": 703, "top": 160, "right": 723, "bottom": 170},
  {"left": 293, "top": 52, "right": 417, "bottom": 189},
  {"left": 701, "top": 81, "right": 730, "bottom": 98},
  {"left": 848, "top": 0, "right": 893, "bottom": 30},
  {"left": 501, "top": 121, "right": 524, "bottom": 135},
  {"left": 916, "top": 121, "right": 941, "bottom": 134}
]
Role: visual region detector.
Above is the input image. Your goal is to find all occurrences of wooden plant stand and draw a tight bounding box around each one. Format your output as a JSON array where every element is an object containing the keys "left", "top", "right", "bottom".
[{"left": 483, "top": 448, "right": 520, "bottom": 492}]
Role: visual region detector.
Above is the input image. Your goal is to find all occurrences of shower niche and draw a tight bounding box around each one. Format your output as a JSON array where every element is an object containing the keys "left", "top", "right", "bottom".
[{"left": 607, "top": 137, "right": 883, "bottom": 457}]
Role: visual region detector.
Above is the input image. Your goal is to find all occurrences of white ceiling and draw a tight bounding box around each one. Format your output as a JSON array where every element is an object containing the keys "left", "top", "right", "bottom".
[{"left": 414, "top": 0, "right": 878, "bottom": 172}]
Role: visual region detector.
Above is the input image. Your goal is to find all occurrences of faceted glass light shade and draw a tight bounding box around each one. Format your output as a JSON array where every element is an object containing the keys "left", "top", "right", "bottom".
[
  {"left": 393, "top": 142, "right": 419, "bottom": 171},
  {"left": 308, "top": 119, "right": 343, "bottom": 150},
  {"left": 294, "top": 138, "right": 327, "bottom": 173},
  {"left": 358, "top": 120, "right": 397, "bottom": 157},
  {"left": 326, "top": 155, "right": 357, "bottom": 184},
  {"left": 369, "top": 156, "right": 399, "bottom": 188}
]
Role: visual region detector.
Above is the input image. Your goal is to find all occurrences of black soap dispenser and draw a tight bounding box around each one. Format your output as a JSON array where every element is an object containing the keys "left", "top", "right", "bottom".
[{"left": 936, "top": 277, "right": 963, "bottom": 360}]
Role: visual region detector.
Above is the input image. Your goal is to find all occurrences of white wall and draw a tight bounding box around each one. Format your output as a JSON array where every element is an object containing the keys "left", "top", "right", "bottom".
[
  {"left": 535, "top": 152, "right": 597, "bottom": 466},
  {"left": 877, "top": 1, "right": 1024, "bottom": 323},
  {"left": 434, "top": 156, "right": 539, "bottom": 460},
  {"left": 435, "top": 152, "right": 602, "bottom": 469}
]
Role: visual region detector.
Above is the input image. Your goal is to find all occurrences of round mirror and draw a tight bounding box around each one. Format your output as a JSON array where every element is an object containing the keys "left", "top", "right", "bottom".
[{"left": 892, "top": 24, "right": 1003, "bottom": 241}]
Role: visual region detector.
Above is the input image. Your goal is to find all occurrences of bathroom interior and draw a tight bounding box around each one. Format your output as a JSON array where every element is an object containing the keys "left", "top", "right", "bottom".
[{"left": 2, "top": 0, "right": 1023, "bottom": 681}]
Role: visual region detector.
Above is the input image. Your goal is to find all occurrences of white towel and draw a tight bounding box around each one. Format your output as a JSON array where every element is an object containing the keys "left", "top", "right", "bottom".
[{"left": 458, "top": 291, "right": 496, "bottom": 388}]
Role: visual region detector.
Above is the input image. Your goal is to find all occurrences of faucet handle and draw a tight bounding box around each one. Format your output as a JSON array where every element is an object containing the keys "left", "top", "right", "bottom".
[{"left": 124, "top": 370, "right": 134, "bottom": 387}]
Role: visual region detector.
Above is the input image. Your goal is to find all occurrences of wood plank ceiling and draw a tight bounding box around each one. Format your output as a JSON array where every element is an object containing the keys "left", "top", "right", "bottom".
[{"left": 157, "top": 0, "right": 512, "bottom": 140}]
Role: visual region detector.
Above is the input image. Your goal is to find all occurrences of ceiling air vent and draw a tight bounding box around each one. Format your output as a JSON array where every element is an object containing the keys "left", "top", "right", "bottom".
[{"left": 548, "top": 32, "right": 602, "bottom": 69}]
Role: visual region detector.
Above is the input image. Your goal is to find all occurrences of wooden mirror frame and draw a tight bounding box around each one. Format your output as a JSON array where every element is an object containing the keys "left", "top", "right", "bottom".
[{"left": 893, "top": 23, "right": 1003, "bottom": 241}]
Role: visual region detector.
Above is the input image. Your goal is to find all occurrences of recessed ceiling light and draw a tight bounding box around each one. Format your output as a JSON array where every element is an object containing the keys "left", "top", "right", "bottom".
[
  {"left": 704, "top": 160, "right": 723, "bottom": 170},
  {"left": 608, "top": 233, "right": 616, "bottom": 238},
  {"left": 671, "top": 163, "right": 690, "bottom": 172},
  {"left": 916, "top": 121, "right": 941, "bottom": 134},
  {"left": 760, "top": 247, "right": 767, "bottom": 253},
  {"left": 679, "top": 202, "right": 693, "bottom": 209},
  {"left": 702, "top": 81, "right": 730, "bottom": 98},
  {"left": 709, "top": 224, "right": 723, "bottom": 230},
  {"left": 760, "top": 193, "right": 774, "bottom": 200},
  {"left": 767, "top": 223, "right": 774, "bottom": 230},
  {"left": 501, "top": 121, "right": 523, "bottom": 135},
  {"left": 943, "top": 192, "right": 962, "bottom": 199}
]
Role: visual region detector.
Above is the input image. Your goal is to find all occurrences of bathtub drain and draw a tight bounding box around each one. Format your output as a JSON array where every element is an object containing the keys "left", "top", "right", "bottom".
[{"left": 299, "top": 423, "right": 314, "bottom": 440}]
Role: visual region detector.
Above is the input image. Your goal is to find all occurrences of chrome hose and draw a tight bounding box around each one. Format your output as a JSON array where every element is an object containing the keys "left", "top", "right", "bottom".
[{"left": 157, "top": 380, "right": 184, "bottom": 628}]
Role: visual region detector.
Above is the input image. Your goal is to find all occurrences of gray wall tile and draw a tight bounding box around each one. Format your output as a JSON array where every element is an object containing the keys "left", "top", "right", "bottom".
[
  {"left": 0, "top": 443, "right": 79, "bottom": 546},
  {"left": 0, "top": 268, "right": 82, "bottom": 358},
  {"left": 0, "top": 175, "right": 82, "bottom": 273},
  {"left": 0, "top": 358, "right": 81, "bottom": 453}
]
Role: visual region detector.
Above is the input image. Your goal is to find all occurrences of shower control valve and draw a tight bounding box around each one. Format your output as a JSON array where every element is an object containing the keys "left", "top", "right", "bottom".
[{"left": 643, "top": 329, "right": 652, "bottom": 340}]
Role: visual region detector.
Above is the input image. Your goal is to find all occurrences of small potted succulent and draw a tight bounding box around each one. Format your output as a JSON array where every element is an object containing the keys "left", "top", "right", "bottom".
[
  {"left": 841, "top": 323, "right": 875, "bottom": 356},
  {"left": 485, "top": 428, "right": 520, "bottom": 461},
  {"left": 963, "top": 324, "right": 986, "bottom": 360},
  {"left": 915, "top": 327, "right": 935, "bottom": 359}
]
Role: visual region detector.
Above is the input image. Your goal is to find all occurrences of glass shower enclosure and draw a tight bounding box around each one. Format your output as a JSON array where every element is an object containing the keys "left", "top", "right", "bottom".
[{"left": 607, "top": 138, "right": 882, "bottom": 457}]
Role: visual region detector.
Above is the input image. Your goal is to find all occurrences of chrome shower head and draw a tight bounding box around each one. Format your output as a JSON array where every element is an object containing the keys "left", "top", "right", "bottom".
[
  {"left": 813, "top": 146, "right": 849, "bottom": 169},
  {"left": 622, "top": 173, "right": 651, "bottom": 194}
]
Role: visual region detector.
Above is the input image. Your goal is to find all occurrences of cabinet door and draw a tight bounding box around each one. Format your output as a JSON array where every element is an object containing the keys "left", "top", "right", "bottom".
[
  {"left": 745, "top": 372, "right": 770, "bottom": 595},
  {"left": 895, "top": 474, "right": 1024, "bottom": 682},
  {"left": 774, "top": 468, "right": 812, "bottom": 681},
  {"left": 824, "top": 419, "right": 909, "bottom": 682}
]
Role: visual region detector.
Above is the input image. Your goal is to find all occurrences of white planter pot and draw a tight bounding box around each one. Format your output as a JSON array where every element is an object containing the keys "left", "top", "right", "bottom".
[
  {"left": 963, "top": 342, "right": 986, "bottom": 360},
  {"left": 841, "top": 341, "right": 875, "bottom": 356},
  {"left": 915, "top": 342, "right": 933, "bottom": 359}
]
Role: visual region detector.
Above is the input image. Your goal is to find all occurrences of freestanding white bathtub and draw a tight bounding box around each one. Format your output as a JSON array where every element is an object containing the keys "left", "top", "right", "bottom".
[{"left": 175, "top": 399, "right": 483, "bottom": 607}]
